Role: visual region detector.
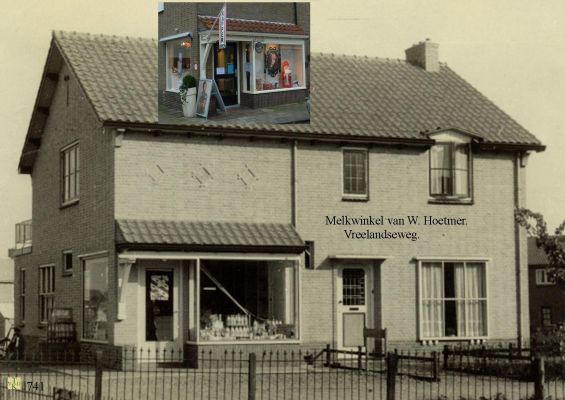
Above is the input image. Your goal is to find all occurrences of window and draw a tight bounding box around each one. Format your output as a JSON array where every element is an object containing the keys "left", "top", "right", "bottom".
[
  {"left": 343, "top": 149, "right": 368, "bottom": 199},
  {"left": 535, "top": 269, "right": 555, "bottom": 285},
  {"left": 420, "top": 261, "right": 487, "bottom": 339},
  {"left": 342, "top": 268, "right": 365, "bottom": 306},
  {"left": 166, "top": 38, "right": 192, "bottom": 91},
  {"left": 198, "top": 259, "right": 298, "bottom": 342},
  {"left": 250, "top": 42, "right": 306, "bottom": 92},
  {"left": 19, "top": 268, "right": 26, "bottom": 322},
  {"left": 83, "top": 256, "right": 109, "bottom": 341},
  {"left": 39, "top": 265, "right": 55, "bottom": 324},
  {"left": 541, "top": 307, "right": 553, "bottom": 327},
  {"left": 63, "top": 250, "right": 73, "bottom": 275},
  {"left": 61, "top": 143, "right": 79, "bottom": 204},
  {"left": 430, "top": 143, "right": 470, "bottom": 198}
]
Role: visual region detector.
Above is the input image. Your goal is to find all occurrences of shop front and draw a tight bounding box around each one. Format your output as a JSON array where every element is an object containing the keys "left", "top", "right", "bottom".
[{"left": 198, "top": 15, "right": 309, "bottom": 108}]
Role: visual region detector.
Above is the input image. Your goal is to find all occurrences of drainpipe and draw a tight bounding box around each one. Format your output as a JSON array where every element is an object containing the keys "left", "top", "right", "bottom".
[
  {"left": 514, "top": 152, "right": 523, "bottom": 346},
  {"left": 294, "top": 2, "right": 298, "bottom": 25},
  {"left": 291, "top": 140, "right": 297, "bottom": 227}
]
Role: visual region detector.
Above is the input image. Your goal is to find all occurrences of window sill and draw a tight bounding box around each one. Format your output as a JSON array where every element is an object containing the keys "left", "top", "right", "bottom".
[
  {"left": 428, "top": 197, "right": 473, "bottom": 205},
  {"left": 243, "top": 86, "right": 306, "bottom": 95},
  {"left": 80, "top": 338, "right": 109, "bottom": 344},
  {"left": 421, "top": 336, "right": 487, "bottom": 342},
  {"left": 188, "top": 339, "right": 301, "bottom": 345},
  {"left": 342, "top": 195, "right": 369, "bottom": 202},
  {"left": 60, "top": 199, "right": 79, "bottom": 209},
  {"left": 62, "top": 271, "right": 73, "bottom": 277}
]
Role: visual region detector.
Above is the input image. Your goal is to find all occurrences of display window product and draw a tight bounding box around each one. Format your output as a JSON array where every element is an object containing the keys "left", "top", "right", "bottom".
[
  {"left": 198, "top": 259, "right": 298, "bottom": 342},
  {"left": 249, "top": 42, "right": 305, "bottom": 93}
]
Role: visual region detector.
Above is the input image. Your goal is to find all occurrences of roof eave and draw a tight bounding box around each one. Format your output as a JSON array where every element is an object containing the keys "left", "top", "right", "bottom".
[{"left": 116, "top": 242, "right": 307, "bottom": 254}]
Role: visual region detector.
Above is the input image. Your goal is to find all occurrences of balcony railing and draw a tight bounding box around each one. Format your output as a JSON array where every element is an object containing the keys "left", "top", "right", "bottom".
[{"left": 14, "top": 219, "right": 32, "bottom": 248}]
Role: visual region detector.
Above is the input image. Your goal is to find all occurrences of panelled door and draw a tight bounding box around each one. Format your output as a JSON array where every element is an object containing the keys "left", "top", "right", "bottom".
[{"left": 336, "top": 266, "right": 371, "bottom": 350}]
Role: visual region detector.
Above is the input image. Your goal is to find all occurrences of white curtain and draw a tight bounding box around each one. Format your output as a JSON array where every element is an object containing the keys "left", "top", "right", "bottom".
[
  {"left": 465, "top": 263, "right": 486, "bottom": 336},
  {"left": 422, "top": 263, "right": 443, "bottom": 338},
  {"left": 454, "top": 263, "right": 466, "bottom": 336},
  {"left": 454, "top": 145, "right": 469, "bottom": 196}
]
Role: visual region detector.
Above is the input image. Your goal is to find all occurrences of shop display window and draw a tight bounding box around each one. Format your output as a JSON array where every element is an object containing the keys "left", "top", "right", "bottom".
[
  {"left": 252, "top": 43, "right": 305, "bottom": 92},
  {"left": 199, "top": 259, "right": 298, "bottom": 342},
  {"left": 166, "top": 38, "right": 192, "bottom": 91}
]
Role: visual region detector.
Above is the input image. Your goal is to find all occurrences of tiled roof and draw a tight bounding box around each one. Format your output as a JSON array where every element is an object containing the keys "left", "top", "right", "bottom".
[
  {"left": 528, "top": 236, "right": 565, "bottom": 266},
  {"left": 54, "top": 31, "right": 157, "bottom": 124},
  {"left": 198, "top": 15, "right": 306, "bottom": 35},
  {"left": 19, "top": 31, "right": 544, "bottom": 172},
  {"left": 116, "top": 219, "right": 305, "bottom": 251}
]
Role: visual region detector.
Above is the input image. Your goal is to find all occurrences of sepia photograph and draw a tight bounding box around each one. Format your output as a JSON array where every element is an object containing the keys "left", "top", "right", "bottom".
[{"left": 0, "top": 0, "right": 564, "bottom": 399}]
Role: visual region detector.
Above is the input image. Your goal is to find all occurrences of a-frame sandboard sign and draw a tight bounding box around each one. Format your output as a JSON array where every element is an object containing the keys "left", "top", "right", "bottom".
[{"left": 196, "top": 79, "right": 227, "bottom": 119}]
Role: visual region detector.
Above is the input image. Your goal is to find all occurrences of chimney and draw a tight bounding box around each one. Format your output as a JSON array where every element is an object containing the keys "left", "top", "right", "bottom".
[{"left": 405, "top": 39, "right": 439, "bottom": 72}]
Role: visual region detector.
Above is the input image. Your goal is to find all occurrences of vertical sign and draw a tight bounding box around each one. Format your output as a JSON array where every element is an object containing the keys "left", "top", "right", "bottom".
[{"left": 219, "top": 3, "right": 227, "bottom": 49}]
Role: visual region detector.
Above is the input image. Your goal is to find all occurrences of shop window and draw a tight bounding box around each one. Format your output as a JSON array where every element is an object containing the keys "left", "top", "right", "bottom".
[
  {"left": 253, "top": 42, "right": 305, "bottom": 92},
  {"left": 166, "top": 38, "right": 192, "bottom": 91},
  {"left": 39, "top": 265, "right": 55, "bottom": 324},
  {"left": 343, "top": 149, "right": 368, "bottom": 199},
  {"left": 429, "top": 143, "right": 470, "bottom": 198},
  {"left": 61, "top": 142, "right": 79, "bottom": 205},
  {"left": 420, "top": 261, "right": 487, "bottom": 339},
  {"left": 199, "top": 259, "right": 298, "bottom": 342},
  {"left": 535, "top": 269, "right": 555, "bottom": 285},
  {"left": 541, "top": 307, "right": 553, "bottom": 327},
  {"left": 83, "top": 256, "right": 109, "bottom": 341}
]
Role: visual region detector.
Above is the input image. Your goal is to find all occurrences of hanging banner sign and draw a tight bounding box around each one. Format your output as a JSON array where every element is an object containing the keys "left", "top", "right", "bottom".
[{"left": 219, "top": 4, "right": 227, "bottom": 49}]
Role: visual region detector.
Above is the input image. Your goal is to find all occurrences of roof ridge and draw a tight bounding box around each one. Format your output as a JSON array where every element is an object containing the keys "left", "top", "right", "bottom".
[{"left": 53, "top": 29, "right": 157, "bottom": 43}]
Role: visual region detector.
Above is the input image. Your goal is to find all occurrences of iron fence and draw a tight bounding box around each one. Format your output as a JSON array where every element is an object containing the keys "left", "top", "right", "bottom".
[{"left": 2, "top": 345, "right": 565, "bottom": 399}]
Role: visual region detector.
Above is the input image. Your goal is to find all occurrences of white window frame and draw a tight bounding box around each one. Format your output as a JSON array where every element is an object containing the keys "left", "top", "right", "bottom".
[
  {"left": 417, "top": 258, "right": 489, "bottom": 342},
  {"left": 164, "top": 37, "right": 192, "bottom": 93},
  {"left": 429, "top": 142, "right": 472, "bottom": 200},
  {"left": 535, "top": 269, "right": 556, "bottom": 285},
  {"left": 38, "top": 264, "right": 55, "bottom": 325},
  {"left": 342, "top": 147, "right": 369, "bottom": 200},
  {"left": 19, "top": 267, "right": 26, "bottom": 323},
  {"left": 61, "top": 141, "right": 79, "bottom": 206}
]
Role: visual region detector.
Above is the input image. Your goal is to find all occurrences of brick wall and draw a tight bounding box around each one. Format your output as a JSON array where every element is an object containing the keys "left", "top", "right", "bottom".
[
  {"left": 529, "top": 266, "right": 565, "bottom": 329},
  {"left": 12, "top": 62, "right": 116, "bottom": 345}
]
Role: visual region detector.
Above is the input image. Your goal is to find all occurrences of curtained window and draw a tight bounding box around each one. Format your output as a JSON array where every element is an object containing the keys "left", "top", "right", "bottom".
[
  {"left": 430, "top": 143, "right": 470, "bottom": 198},
  {"left": 420, "top": 261, "right": 487, "bottom": 339}
]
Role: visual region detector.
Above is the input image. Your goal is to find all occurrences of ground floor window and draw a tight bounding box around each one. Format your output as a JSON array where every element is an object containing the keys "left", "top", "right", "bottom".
[
  {"left": 39, "top": 265, "right": 55, "bottom": 324},
  {"left": 420, "top": 261, "right": 487, "bottom": 339},
  {"left": 199, "top": 259, "right": 298, "bottom": 342},
  {"left": 166, "top": 37, "right": 192, "bottom": 91},
  {"left": 248, "top": 41, "right": 305, "bottom": 92},
  {"left": 83, "top": 256, "right": 109, "bottom": 341}
]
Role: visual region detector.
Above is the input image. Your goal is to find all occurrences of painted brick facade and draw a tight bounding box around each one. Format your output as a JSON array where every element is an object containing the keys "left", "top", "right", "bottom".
[{"left": 12, "top": 63, "right": 116, "bottom": 346}]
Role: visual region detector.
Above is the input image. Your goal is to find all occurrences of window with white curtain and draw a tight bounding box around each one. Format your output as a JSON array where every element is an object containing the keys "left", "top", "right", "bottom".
[
  {"left": 420, "top": 261, "right": 487, "bottom": 339},
  {"left": 429, "top": 143, "right": 470, "bottom": 198}
]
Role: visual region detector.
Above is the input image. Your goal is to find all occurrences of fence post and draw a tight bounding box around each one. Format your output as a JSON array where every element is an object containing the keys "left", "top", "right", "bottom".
[
  {"left": 533, "top": 356, "right": 545, "bottom": 400},
  {"left": 94, "top": 350, "right": 103, "bottom": 400},
  {"left": 443, "top": 345, "right": 449, "bottom": 369},
  {"left": 325, "top": 344, "right": 331, "bottom": 366},
  {"left": 357, "top": 346, "right": 362, "bottom": 372},
  {"left": 248, "top": 352, "right": 257, "bottom": 400},
  {"left": 386, "top": 352, "right": 399, "bottom": 400},
  {"left": 431, "top": 351, "right": 439, "bottom": 381}
]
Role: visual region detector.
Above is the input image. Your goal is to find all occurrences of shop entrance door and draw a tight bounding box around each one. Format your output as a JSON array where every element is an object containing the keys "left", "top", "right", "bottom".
[
  {"left": 142, "top": 267, "right": 182, "bottom": 355},
  {"left": 214, "top": 43, "right": 238, "bottom": 106},
  {"left": 336, "top": 266, "right": 371, "bottom": 351}
]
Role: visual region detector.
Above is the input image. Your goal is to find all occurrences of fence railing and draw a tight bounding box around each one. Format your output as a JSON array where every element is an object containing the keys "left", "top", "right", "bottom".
[{"left": 1, "top": 345, "right": 565, "bottom": 400}]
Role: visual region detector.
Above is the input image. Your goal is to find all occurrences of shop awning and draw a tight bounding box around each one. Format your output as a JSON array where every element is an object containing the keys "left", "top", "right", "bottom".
[
  {"left": 198, "top": 15, "right": 307, "bottom": 36},
  {"left": 116, "top": 219, "right": 306, "bottom": 253}
]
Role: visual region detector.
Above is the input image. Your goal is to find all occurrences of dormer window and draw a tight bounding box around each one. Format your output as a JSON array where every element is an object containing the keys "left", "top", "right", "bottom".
[
  {"left": 430, "top": 143, "right": 469, "bottom": 197},
  {"left": 427, "top": 129, "right": 475, "bottom": 203}
]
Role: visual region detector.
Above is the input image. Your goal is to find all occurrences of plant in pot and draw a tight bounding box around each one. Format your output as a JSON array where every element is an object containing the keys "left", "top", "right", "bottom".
[{"left": 179, "top": 74, "right": 197, "bottom": 118}]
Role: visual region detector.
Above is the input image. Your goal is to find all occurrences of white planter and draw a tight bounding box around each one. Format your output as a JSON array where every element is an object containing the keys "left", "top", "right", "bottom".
[{"left": 181, "top": 87, "right": 197, "bottom": 118}]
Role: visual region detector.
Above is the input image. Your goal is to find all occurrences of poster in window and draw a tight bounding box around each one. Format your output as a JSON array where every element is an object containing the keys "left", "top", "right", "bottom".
[
  {"left": 265, "top": 45, "right": 280, "bottom": 77},
  {"left": 196, "top": 79, "right": 213, "bottom": 118},
  {"left": 150, "top": 275, "right": 170, "bottom": 301}
]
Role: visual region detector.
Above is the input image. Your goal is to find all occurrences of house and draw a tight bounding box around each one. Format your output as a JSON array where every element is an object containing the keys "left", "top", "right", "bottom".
[
  {"left": 0, "top": 258, "right": 14, "bottom": 337},
  {"left": 528, "top": 236, "right": 565, "bottom": 330},
  {"left": 158, "top": 2, "right": 310, "bottom": 111},
  {"left": 9, "top": 31, "right": 545, "bottom": 362}
]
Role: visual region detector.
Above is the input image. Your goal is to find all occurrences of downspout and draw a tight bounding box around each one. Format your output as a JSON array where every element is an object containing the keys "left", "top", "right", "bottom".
[
  {"left": 294, "top": 2, "right": 298, "bottom": 25},
  {"left": 514, "top": 152, "right": 523, "bottom": 346},
  {"left": 291, "top": 140, "right": 297, "bottom": 227}
]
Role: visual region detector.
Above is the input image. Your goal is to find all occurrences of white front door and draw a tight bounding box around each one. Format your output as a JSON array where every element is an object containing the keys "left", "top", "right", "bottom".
[
  {"left": 336, "top": 266, "right": 371, "bottom": 350},
  {"left": 139, "top": 263, "right": 183, "bottom": 357}
]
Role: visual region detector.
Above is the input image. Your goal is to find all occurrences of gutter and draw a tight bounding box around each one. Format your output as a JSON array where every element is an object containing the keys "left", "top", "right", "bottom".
[{"left": 514, "top": 152, "right": 524, "bottom": 346}]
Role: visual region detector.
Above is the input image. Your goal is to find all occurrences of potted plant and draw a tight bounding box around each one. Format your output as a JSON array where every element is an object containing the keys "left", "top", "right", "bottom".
[{"left": 179, "top": 74, "right": 197, "bottom": 118}]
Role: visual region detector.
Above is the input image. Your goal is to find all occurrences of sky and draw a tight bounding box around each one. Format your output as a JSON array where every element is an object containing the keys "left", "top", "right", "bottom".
[{"left": 0, "top": 0, "right": 564, "bottom": 254}]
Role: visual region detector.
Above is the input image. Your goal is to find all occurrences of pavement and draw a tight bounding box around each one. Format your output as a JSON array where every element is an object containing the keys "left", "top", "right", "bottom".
[{"left": 159, "top": 101, "right": 310, "bottom": 126}]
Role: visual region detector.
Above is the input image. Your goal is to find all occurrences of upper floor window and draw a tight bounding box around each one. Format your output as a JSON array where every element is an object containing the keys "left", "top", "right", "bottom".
[
  {"left": 429, "top": 143, "right": 470, "bottom": 199},
  {"left": 535, "top": 269, "right": 555, "bottom": 285},
  {"left": 61, "top": 142, "right": 79, "bottom": 205},
  {"left": 342, "top": 149, "right": 368, "bottom": 200}
]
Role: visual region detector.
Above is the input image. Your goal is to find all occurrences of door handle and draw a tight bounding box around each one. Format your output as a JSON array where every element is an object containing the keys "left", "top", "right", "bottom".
[{"left": 338, "top": 300, "right": 342, "bottom": 304}]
